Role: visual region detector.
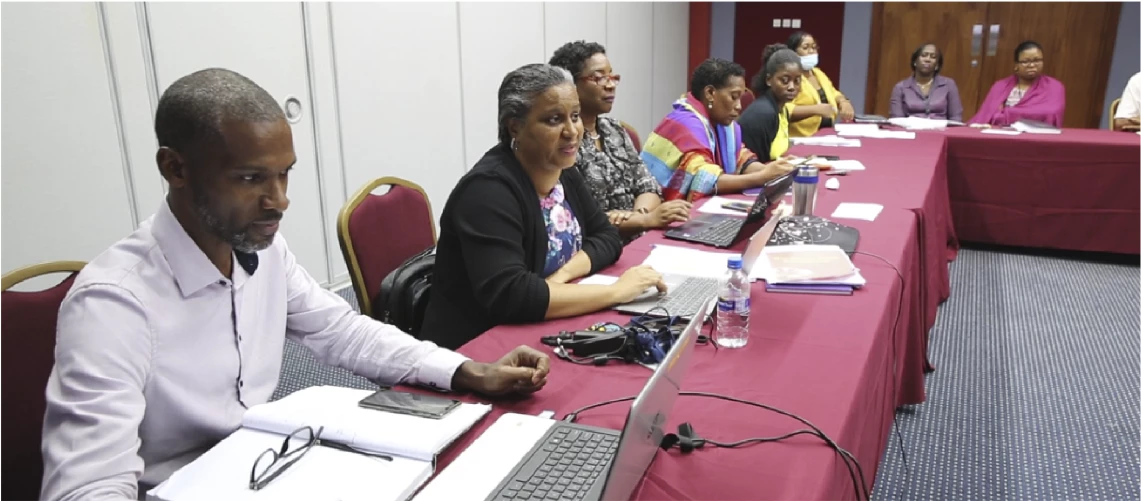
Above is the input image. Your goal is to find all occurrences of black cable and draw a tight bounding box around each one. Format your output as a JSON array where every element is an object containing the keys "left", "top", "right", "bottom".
[
  {"left": 563, "top": 391, "right": 870, "bottom": 501},
  {"left": 852, "top": 250, "right": 911, "bottom": 483}
]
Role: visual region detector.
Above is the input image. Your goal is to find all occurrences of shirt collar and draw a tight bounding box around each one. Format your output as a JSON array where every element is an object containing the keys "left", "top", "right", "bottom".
[{"left": 152, "top": 200, "right": 260, "bottom": 297}]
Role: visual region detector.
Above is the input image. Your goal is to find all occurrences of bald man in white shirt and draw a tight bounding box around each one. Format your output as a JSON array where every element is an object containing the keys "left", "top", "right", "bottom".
[
  {"left": 1113, "top": 72, "right": 1141, "bottom": 132},
  {"left": 40, "top": 68, "right": 551, "bottom": 501}
]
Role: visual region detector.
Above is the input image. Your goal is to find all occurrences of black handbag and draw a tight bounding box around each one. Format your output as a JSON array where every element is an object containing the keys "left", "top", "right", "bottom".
[{"left": 374, "top": 246, "right": 435, "bottom": 337}]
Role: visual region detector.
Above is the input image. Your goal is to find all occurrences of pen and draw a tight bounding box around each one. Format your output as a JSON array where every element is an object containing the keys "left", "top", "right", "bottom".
[{"left": 317, "top": 438, "right": 394, "bottom": 461}]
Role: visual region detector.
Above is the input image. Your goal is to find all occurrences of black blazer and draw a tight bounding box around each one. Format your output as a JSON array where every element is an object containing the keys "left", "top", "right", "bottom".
[
  {"left": 738, "top": 91, "right": 782, "bottom": 163},
  {"left": 420, "top": 144, "right": 623, "bottom": 349}
]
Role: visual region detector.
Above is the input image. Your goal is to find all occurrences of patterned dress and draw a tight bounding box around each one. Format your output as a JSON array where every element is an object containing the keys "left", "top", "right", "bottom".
[
  {"left": 575, "top": 116, "right": 662, "bottom": 213},
  {"left": 540, "top": 182, "right": 584, "bottom": 277}
]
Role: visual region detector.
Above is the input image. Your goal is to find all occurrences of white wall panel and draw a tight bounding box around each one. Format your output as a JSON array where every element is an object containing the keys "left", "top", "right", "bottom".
[
  {"left": 604, "top": 2, "right": 655, "bottom": 143},
  {"left": 650, "top": 3, "right": 690, "bottom": 130},
  {"left": 304, "top": 3, "right": 349, "bottom": 284},
  {"left": 457, "top": 2, "right": 545, "bottom": 168},
  {"left": 0, "top": 3, "right": 136, "bottom": 283},
  {"left": 102, "top": 2, "right": 165, "bottom": 225},
  {"left": 145, "top": 2, "right": 332, "bottom": 284},
  {"left": 330, "top": 2, "right": 465, "bottom": 228},
  {"left": 543, "top": 3, "right": 608, "bottom": 58}
]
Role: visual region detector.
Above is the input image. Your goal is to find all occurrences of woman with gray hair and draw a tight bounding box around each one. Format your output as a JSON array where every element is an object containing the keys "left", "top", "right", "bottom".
[{"left": 421, "top": 63, "right": 666, "bottom": 349}]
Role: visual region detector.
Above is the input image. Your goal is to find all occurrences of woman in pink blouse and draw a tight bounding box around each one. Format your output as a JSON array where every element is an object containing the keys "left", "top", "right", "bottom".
[
  {"left": 889, "top": 43, "right": 963, "bottom": 122},
  {"left": 970, "top": 40, "right": 1066, "bottom": 127}
]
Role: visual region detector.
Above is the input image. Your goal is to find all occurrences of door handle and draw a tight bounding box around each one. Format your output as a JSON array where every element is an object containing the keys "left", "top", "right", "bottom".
[
  {"left": 971, "top": 24, "right": 983, "bottom": 58},
  {"left": 986, "top": 24, "right": 1000, "bottom": 56}
]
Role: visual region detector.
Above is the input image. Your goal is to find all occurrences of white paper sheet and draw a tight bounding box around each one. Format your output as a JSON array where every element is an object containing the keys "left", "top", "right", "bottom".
[
  {"left": 806, "top": 158, "right": 866, "bottom": 171},
  {"left": 696, "top": 196, "right": 754, "bottom": 216},
  {"left": 641, "top": 245, "right": 736, "bottom": 279},
  {"left": 790, "top": 135, "right": 862, "bottom": 147},
  {"left": 980, "top": 128, "right": 1022, "bottom": 135},
  {"left": 749, "top": 245, "right": 865, "bottom": 285},
  {"left": 830, "top": 203, "right": 884, "bottom": 221}
]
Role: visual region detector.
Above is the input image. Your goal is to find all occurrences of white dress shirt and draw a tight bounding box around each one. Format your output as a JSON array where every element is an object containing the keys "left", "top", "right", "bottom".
[
  {"left": 40, "top": 200, "right": 468, "bottom": 501},
  {"left": 1115, "top": 72, "right": 1141, "bottom": 120}
]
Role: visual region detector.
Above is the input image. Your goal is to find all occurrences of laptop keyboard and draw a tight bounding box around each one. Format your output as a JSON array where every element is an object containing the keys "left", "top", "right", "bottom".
[
  {"left": 689, "top": 218, "right": 744, "bottom": 246},
  {"left": 658, "top": 278, "right": 720, "bottom": 318},
  {"left": 490, "top": 426, "right": 618, "bottom": 501}
]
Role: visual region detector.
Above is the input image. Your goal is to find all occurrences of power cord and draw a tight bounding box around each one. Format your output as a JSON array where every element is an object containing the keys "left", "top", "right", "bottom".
[
  {"left": 563, "top": 391, "right": 871, "bottom": 501},
  {"left": 851, "top": 250, "right": 911, "bottom": 482}
]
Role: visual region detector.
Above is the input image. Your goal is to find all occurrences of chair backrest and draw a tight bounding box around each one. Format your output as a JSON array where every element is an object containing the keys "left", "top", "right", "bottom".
[
  {"left": 1, "top": 260, "right": 85, "bottom": 501},
  {"left": 619, "top": 120, "right": 641, "bottom": 152},
  {"left": 337, "top": 177, "right": 436, "bottom": 318},
  {"left": 740, "top": 88, "right": 756, "bottom": 111},
  {"left": 1110, "top": 98, "right": 1121, "bottom": 129}
]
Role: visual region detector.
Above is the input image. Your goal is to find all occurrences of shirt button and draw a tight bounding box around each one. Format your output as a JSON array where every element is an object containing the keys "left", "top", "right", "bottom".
[
  {"left": 239, "top": 381, "right": 244, "bottom": 388},
  {"left": 428, "top": 382, "right": 437, "bottom": 388}
]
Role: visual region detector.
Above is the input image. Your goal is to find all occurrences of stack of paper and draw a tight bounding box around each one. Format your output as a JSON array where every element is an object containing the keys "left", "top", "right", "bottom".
[
  {"left": 1011, "top": 119, "right": 1062, "bottom": 134},
  {"left": 790, "top": 135, "right": 862, "bottom": 147},
  {"left": 835, "top": 124, "right": 916, "bottom": 139},
  {"left": 887, "top": 117, "right": 949, "bottom": 130},
  {"left": 806, "top": 157, "right": 867, "bottom": 172},
  {"left": 750, "top": 245, "right": 865, "bottom": 295},
  {"left": 641, "top": 244, "right": 736, "bottom": 279}
]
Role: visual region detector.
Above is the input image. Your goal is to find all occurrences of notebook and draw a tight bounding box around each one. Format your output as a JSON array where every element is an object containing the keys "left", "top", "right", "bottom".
[{"left": 147, "top": 386, "right": 491, "bottom": 501}]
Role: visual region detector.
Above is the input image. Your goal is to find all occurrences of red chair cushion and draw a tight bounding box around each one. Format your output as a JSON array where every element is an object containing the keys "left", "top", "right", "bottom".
[
  {"left": 740, "top": 91, "right": 756, "bottom": 111},
  {"left": 346, "top": 185, "right": 435, "bottom": 313},
  {"left": 2, "top": 273, "right": 77, "bottom": 501},
  {"left": 622, "top": 123, "right": 642, "bottom": 152}
]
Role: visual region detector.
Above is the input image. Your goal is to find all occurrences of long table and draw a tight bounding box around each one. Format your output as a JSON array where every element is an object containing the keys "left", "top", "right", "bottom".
[
  {"left": 940, "top": 128, "right": 1140, "bottom": 255},
  {"left": 419, "top": 128, "right": 1137, "bottom": 499}
]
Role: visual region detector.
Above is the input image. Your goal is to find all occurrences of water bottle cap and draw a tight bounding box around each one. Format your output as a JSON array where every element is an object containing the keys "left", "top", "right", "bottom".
[{"left": 727, "top": 255, "right": 743, "bottom": 269}]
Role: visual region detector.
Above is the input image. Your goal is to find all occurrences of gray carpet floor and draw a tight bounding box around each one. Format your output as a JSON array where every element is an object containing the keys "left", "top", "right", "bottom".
[
  {"left": 272, "top": 246, "right": 1141, "bottom": 500},
  {"left": 872, "top": 247, "right": 1140, "bottom": 500}
]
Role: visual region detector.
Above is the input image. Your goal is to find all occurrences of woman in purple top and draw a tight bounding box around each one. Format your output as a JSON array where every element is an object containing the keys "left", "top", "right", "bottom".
[
  {"left": 969, "top": 40, "right": 1066, "bottom": 127},
  {"left": 889, "top": 43, "right": 963, "bottom": 121}
]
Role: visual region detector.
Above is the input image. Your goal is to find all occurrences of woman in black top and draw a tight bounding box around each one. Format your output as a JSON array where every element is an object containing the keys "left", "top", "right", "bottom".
[
  {"left": 421, "top": 64, "right": 667, "bottom": 350},
  {"left": 739, "top": 44, "right": 803, "bottom": 163}
]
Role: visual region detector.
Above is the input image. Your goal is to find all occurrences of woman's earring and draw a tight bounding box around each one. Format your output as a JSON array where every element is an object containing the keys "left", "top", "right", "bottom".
[
  {"left": 707, "top": 102, "right": 713, "bottom": 110},
  {"left": 511, "top": 137, "right": 517, "bottom": 151}
]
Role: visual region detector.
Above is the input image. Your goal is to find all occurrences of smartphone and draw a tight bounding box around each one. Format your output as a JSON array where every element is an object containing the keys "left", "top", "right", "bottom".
[{"left": 358, "top": 388, "right": 461, "bottom": 419}]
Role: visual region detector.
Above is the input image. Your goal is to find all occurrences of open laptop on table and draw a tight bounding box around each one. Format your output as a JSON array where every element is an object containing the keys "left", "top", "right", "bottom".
[
  {"left": 664, "top": 171, "right": 796, "bottom": 249},
  {"left": 613, "top": 214, "right": 781, "bottom": 318},
  {"left": 415, "top": 300, "right": 710, "bottom": 501}
]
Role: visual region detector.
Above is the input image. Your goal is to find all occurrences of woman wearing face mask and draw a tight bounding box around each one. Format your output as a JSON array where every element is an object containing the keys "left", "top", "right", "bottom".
[
  {"left": 739, "top": 44, "right": 802, "bottom": 162},
  {"left": 889, "top": 43, "right": 964, "bottom": 121},
  {"left": 641, "top": 57, "right": 796, "bottom": 202},
  {"left": 785, "top": 31, "right": 855, "bottom": 137},
  {"left": 549, "top": 40, "right": 691, "bottom": 240},
  {"left": 970, "top": 40, "right": 1065, "bottom": 127},
  {"left": 421, "top": 64, "right": 666, "bottom": 349}
]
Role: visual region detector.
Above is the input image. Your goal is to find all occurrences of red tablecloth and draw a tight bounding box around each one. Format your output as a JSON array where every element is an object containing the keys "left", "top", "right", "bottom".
[
  {"left": 792, "top": 134, "right": 959, "bottom": 339},
  {"left": 941, "top": 128, "right": 1140, "bottom": 254},
  {"left": 429, "top": 168, "right": 944, "bottom": 499}
]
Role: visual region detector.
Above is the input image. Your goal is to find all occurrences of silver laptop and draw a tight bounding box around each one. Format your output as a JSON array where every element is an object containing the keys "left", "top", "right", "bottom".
[
  {"left": 418, "top": 300, "right": 708, "bottom": 501},
  {"left": 613, "top": 218, "right": 777, "bottom": 319}
]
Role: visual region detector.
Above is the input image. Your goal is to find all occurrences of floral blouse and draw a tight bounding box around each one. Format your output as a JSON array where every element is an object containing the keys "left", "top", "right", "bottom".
[
  {"left": 575, "top": 116, "right": 662, "bottom": 213},
  {"left": 540, "top": 182, "right": 583, "bottom": 277}
]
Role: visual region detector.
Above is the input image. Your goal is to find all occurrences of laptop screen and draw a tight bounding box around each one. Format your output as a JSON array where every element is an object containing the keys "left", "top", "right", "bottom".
[{"left": 597, "top": 300, "right": 710, "bottom": 501}]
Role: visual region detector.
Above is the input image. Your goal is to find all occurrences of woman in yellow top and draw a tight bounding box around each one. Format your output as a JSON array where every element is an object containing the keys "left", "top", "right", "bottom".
[{"left": 786, "top": 31, "right": 856, "bottom": 137}]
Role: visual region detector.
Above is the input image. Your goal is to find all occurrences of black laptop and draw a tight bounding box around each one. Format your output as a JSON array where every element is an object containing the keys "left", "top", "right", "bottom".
[{"left": 663, "top": 173, "right": 796, "bottom": 248}]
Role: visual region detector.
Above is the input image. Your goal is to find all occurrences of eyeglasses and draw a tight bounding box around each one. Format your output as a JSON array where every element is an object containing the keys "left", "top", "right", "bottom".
[
  {"left": 581, "top": 73, "right": 621, "bottom": 85},
  {"left": 1018, "top": 59, "right": 1044, "bottom": 66},
  {"left": 248, "top": 425, "right": 395, "bottom": 491},
  {"left": 250, "top": 426, "right": 322, "bottom": 491}
]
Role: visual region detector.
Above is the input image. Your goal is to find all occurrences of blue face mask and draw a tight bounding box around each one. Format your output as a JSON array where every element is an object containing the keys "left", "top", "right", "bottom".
[{"left": 800, "top": 53, "right": 819, "bottom": 71}]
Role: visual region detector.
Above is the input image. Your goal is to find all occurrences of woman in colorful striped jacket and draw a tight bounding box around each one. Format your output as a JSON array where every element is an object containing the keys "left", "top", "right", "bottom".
[{"left": 641, "top": 58, "right": 796, "bottom": 202}]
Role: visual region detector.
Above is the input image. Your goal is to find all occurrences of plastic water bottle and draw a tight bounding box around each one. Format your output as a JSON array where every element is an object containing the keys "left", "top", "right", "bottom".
[{"left": 715, "top": 255, "right": 751, "bottom": 348}]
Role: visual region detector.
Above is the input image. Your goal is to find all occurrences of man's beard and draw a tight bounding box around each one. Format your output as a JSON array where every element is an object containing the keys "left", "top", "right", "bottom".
[{"left": 190, "top": 187, "right": 272, "bottom": 254}]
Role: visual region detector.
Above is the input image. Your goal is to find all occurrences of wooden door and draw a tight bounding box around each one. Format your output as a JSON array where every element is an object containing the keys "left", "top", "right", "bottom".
[
  {"left": 867, "top": 2, "right": 989, "bottom": 119},
  {"left": 978, "top": 2, "right": 1120, "bottom": 128},
  {"left": 866, "top": 2, "right": 1120, "bottom": 128}
]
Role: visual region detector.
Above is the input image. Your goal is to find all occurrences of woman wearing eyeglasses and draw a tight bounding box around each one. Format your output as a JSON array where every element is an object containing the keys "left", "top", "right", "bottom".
[
  {"left": 549, "top": 41, "right": 691, "bottom": 240},
  {"left": 970, "top": 40, "right": 1066, "bottom": 127}
]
